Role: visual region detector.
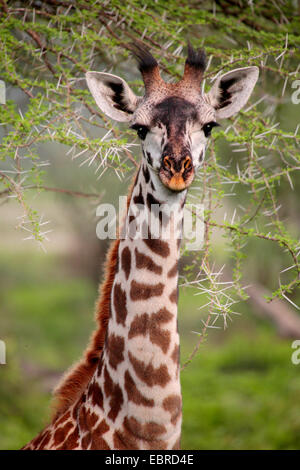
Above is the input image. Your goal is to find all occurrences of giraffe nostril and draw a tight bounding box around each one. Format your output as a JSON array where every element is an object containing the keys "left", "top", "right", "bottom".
[
  {"left": 183, "top": 156, "right": 192, "bottom": 171},
  {"left": 163, "top": 156, "right": 172, "bottom": 171}
]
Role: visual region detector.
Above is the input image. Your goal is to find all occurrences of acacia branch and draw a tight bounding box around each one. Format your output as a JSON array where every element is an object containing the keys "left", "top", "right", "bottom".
[{"left": 0, "top": 183, "right": 101, "bottom": 199}]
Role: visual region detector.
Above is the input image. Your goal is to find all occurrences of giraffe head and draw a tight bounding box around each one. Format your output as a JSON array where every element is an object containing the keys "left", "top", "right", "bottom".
[{"left": 86, "top": 44, "right": 258, "bottom": 192}]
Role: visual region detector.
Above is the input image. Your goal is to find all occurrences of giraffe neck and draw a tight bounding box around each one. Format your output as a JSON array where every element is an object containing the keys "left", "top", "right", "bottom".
[{"left": 85, "top": 162, "right": 186, "bottom": 449}]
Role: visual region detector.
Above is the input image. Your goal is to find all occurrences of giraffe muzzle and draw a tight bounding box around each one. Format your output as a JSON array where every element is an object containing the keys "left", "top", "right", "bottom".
[{"left": 159, "top": 155, "right": 194, "bottom": 192}]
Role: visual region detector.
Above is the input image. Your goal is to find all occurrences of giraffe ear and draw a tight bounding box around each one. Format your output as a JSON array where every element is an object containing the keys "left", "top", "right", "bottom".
[
  {"left": 86, "top": 72, "right": 140, "bottom": 122},
  {"left": 206, "top": 66, "right": 259, "bottom": 119}
]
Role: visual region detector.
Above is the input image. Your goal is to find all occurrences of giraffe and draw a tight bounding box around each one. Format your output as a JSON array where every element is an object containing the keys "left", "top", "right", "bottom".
[{"left": 22, "top": 43, "right": 258, "bottom": 450}]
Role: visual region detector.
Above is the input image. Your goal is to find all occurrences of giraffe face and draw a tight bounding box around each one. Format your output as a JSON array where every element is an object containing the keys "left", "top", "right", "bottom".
[
  {"left": 130, "top": 95, "right": 218, "bottom": 192},
  {"left": 86, "top": 45, "right": 258, "bottom": 192}
]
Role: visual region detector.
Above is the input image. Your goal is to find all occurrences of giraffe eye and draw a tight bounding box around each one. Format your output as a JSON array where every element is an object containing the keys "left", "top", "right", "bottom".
[
  {"left": 202, "top": 121, "right": 220, "bottom": 137},
  {"left": 131, "top": 124, "right": 149, "bottom": 140}
]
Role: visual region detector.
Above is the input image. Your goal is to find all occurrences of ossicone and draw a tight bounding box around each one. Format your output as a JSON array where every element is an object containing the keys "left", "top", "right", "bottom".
[
  {"left": 130, "top": 41, "right": 206, "bottom": 94},
  {"left": 181, "top": 42, "right": 206, "bottom": 88},
  {"left": 130, "top": 42, "right": 163, "bottom": 94}
]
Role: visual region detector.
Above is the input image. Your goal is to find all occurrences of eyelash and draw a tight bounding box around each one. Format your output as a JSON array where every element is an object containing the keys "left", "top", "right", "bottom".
[
  {"left": 202, "top": 121, "right": 220, "bottom": 137},
  {"left": 130, "top": 124, "right": 149, "bottom": 140}
]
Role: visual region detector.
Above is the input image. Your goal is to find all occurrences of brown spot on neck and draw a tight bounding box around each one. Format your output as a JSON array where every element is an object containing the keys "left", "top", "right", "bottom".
[
  {"left": 130, "top": 280, "right": 164, "bottom": 301},
  {"left": 169, "top": 287, "right": 178, "bottom": 303},
  {"left": 124, "top": 370, "right": 155, "bottom": 407},
  {"left": 168, "top": 261, "right": 178, "bottom": 278},
  {"left": 171, "top": 344, "right": 180, "bottom": 365},
  {"left": 103, "top": 366, "right": 123, "bottom": 422},
  {"left": 162, "top": 395, "right": 182, "bottom": 425},
  {"left": 129, "top": 308, "right": 173, "bottom": 354},
  {"left": 133, "top": 184, "right": 144, "bottom": 206},
  {"left": 87, "top": 381, "right": 104, "bottom": 409},
  {"left": 107, "top": 333, "right": 125, "bottom": 370},
  {"left": 121, "top": 246, "right": 131, "bottom": 280},
  {"left": 123, "top": 416, "right": 166, "bottom": 444},
  {"left": 128, "top": 351, "right": 171, "bottom": 387},
  {"left": 143, "top": 236, "right": 170, "bottom": 258},
  {"left": 135, "top": 247, "right": 162, "bottom": 275},
  {"left": 113, "top": 283, "right": 127, "bottom": 325}
]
